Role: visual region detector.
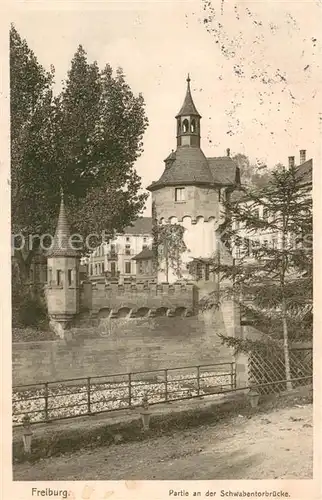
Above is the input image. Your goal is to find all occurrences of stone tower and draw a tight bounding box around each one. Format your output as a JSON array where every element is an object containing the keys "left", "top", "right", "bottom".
[
  {"left": 45, "top": 191, "right": 80, "bottom": 338},
  {"left": 147, "top": 75, "right": 240, "bottom": 284}
]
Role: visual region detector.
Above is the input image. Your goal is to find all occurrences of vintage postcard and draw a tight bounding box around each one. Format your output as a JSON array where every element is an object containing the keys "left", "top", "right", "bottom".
[{"left": 1, "top": 0, "right": 321, "bottom": 499}]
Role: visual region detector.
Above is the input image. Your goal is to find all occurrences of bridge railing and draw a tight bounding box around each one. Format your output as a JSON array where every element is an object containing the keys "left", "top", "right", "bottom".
[{"left": 12, "top": 361, "right": 236, "bottom": 426}]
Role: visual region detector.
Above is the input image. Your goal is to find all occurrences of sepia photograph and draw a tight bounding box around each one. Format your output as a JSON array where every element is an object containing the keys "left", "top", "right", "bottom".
[{"left": 3, "top": 0, "right": 321, "bottom": 495}]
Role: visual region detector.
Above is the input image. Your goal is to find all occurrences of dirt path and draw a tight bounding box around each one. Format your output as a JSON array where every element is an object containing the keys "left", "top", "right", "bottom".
[{"left": 13, "top": 404, "right": 312, "bottom": 481}]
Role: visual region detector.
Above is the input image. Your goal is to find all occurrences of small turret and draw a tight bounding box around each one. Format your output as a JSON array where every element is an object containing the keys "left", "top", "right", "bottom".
[{"left": 45, "top": 190, "right": 80, "bottom": 337}]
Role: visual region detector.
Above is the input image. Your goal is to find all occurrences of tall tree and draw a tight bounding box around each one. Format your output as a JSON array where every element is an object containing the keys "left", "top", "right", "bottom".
[
  {"left": 153, "top": 221, "right": 188, "bottom": 282},
  {"left": 203, "top": 163, "right": 312, "bottom": 389},
  {"left": 232, "top": 153, "right": 272, "bottom": 189},
  {"left": 11, "top": 28, "right": 149, "bottom": 279}
]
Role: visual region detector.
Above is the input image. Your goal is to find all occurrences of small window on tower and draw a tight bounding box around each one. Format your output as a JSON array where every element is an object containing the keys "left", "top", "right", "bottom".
[
  {"left": 191, "top": 119, "right": 196, "bottom": 133},
  {"left": 175, "top": 188, "right": 185, "bottom": 202},
  {"left": 182, "top": 119, "right": 189, "bottom": 133},
  {"left": 57, "top": 270, "right": 62, "bottom": 286},
  {"left": 68, "top": 269, "right": 72, "bottom": 286}
]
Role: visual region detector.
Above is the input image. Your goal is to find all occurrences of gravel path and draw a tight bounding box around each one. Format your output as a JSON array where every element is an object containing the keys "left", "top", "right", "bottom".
[{"left": 13, "top": 404, "right": 312, "bottom": 481}]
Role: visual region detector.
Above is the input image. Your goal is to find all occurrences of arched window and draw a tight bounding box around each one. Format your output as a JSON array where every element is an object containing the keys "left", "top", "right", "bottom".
[
  {"left": 191, "top": 119, "right": 196, "bottom": 133},
  {"left": 182, "top": 119, "right": 189, "bottom": 133}
]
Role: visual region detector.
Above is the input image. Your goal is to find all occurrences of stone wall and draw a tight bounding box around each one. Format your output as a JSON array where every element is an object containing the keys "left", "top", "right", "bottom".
[
  {"left": 12, "top": 308, "right": 234, "bottom": 386},
  {"left": 80, "top": 282, "right": 198, "bottom": 316}
]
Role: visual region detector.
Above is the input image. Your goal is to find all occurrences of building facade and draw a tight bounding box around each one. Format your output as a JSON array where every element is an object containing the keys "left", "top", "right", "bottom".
[
  {"left": 86, "top": 218, "right": 153, "bottom": 282},
  {"left": 230, "top": 150, "right": 313, "bottom": 260}
]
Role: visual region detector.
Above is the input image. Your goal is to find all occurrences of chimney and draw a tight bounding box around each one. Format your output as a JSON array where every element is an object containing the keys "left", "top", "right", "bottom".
[
  {"left": 226, "top": 148, "right": 230, "bottom": 157},
  {"left": 288, "top": 156, "right": 295, "bottom": 169},
  {"left": 300, "top": 149, "right": 306, "bottom": 164}
]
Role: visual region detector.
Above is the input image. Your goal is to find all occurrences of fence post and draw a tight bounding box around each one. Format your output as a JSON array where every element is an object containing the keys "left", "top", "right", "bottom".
[
  {"left": 164, "top": 369, "right": 168, "bottom": 401},
  {"left": 230, "top": 362, "right": 236, "bottom": 389},
  {"left": 197, "top": 366, "right": 200, "bottom": 396},
  {"left": 128, "top": 373, "right": 132, "bottom": 407},
  {"left": 44, "top": 382, "right": 49, "bottom": 422},
  {"left": 87, "top": 377, "right": 91, "bottom": 414}
]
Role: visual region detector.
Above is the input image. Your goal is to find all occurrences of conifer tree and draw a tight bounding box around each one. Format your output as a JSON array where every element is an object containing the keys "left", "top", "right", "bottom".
[{"left": 204, "top": 164, "right": 312, "bottom": 389}]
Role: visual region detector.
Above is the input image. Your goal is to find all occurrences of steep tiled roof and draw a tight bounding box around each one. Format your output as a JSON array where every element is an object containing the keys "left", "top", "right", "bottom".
[
  {"left": 132, "top": 247, "right": 153, "bottom": 261},
  {"left": 207, "top": 157, "right": 240, "bottom": 185},
  {"left": 295, "top": 159, "right": 312, "bottom": 185},
  {"left": 147, "top": 149, "right": 239, "bottom": 191},
  {"left": 122, "top": 217, "right": 152, "bottom": 235},
  {"left": 176, "top": 75, "right": 201, "bottom": 118},
  {"left": 147, "top": 147, "right": 214, "bottom": 190},
  {"left": 48, "top": 193, "right": 79, "bottom": 257}
]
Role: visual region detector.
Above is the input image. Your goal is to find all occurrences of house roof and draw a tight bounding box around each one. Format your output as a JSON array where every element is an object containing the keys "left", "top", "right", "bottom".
[
  {"left": 132, "top": 247, "right": 154, "bottom": 261},
  {"left": 122, "top": 217, "right": 152, "bottom": 235},
  {"left": 175, "top": 75, "right": 201, "bottom": 118},
  {"left": 147, "top": 149, "right": 240, "bottom": 191},
  {"left": 207, "top": 157, "right": 241, "bottom": 185},
  {"left": 295, "top": 159, "right": 312, "bottom": 185}
]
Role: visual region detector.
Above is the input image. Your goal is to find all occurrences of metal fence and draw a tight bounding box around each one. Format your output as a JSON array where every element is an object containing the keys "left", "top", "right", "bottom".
[
  {"left": 249, "top": 347, "right": 313, "bottom": 394},
  {"left": 12, "top": 362, "right": 236, "bottom": 426}
]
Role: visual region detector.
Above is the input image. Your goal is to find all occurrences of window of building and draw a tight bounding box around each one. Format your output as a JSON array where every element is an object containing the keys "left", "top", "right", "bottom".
[
  {"left": 196, "top": 263, "right": 203, "bottom": 281},
  {"left": 68, "top": 269, "right": 72, "bottom": 286},
  {"left": 111, "top": 262, "right": 116, "bottom": 276},
  {"left": 175, "top": 187, "right": 185, "bottom": 202},
  {"left": 102, "top": 262, "right": 105, "bottom": 273},
  {"left": 139, "top": 261, "right": 144, "bottom": 274},
  {"left": 125, "top": 244, "right": 131, "bottom": 256},
  {"left": 263, "top": 207, "right": 269, "bottom": 221},
  {"left": 110, "top": 244, "right": 116, "bottom": 256},
  {"left": 191, "top": 119, "right": 196, "bottom": 133},
  {"left": 205, "top": 263, "right": 210, "bottom": 281},
  {"left": 125, "top": 261, "right": 131, "bottom": 274},
  {"left": 182, "top": 119, "right": 189, "bottom": 133},
  {"left": 57, "top": 270, "right": 62, "bottom": 286},
  {"left": 90, "top": 264, "right": 93, "bottom": 275},
  {"left": 126, "top": 236, "right": 130, "bottom": 243}
]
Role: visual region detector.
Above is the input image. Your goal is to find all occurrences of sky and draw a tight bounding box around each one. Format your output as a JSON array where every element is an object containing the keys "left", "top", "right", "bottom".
[{"left": 11, "top": 0, "right": 322, "bottom": 216}]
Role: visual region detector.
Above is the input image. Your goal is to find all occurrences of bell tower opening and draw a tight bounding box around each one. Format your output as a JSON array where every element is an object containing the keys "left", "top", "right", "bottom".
[{"left": 176, "top": 74, "right": 201, "bottom": 148}]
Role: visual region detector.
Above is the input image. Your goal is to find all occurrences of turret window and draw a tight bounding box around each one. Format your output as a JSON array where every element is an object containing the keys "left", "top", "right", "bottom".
[
  {"left": 175, "top": 187, "right": 185, "bottom": 202},
  {"left": 68, "top": 269, "right": 72, "bottom": 286},
  {"left": 57, "top": 270, "right": 62, "bottom": 286},
  {"left": 182, "top": 119, "right": 189, "bottom": 133},
  {"left": 191, "top": 119, "right": 196, "bottom": 133}
]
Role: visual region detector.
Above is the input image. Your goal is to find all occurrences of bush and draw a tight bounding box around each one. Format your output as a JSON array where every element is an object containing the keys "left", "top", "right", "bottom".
[{"left": 12, "top": 279, "right": 49, "bottom": 329}]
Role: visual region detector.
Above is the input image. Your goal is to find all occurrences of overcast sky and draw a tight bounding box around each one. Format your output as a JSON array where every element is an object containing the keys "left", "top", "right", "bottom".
[{"left": 12, "top": 0, "right": 322, "bottom": 215}]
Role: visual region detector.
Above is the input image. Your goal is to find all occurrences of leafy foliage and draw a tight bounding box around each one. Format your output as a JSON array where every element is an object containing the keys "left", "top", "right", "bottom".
[
  {"left": 153, "top": 221, "right": 188, "bottom": 281},
  {"left": 11, "top": 26, "right": 149, "bottom": 277},
  {"left": 232, "top": 153, "right": 272, "bottom": 189}
]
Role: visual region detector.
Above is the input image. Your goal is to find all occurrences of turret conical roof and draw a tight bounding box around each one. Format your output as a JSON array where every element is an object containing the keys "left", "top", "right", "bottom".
[
  {"left": 175, "top": 74, "right": 201, "bottom": 118},
  {"left": 48, "top": 190, "right": 79, "bottom": 257}
]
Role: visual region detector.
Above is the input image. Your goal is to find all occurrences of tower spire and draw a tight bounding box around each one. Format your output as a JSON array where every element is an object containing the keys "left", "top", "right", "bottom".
[
  {"left": 176, "top": 74, "right": 201, "bottom": 119},
  {"left": 48, "top": 190, "right": 78, "bottom": 257}
]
